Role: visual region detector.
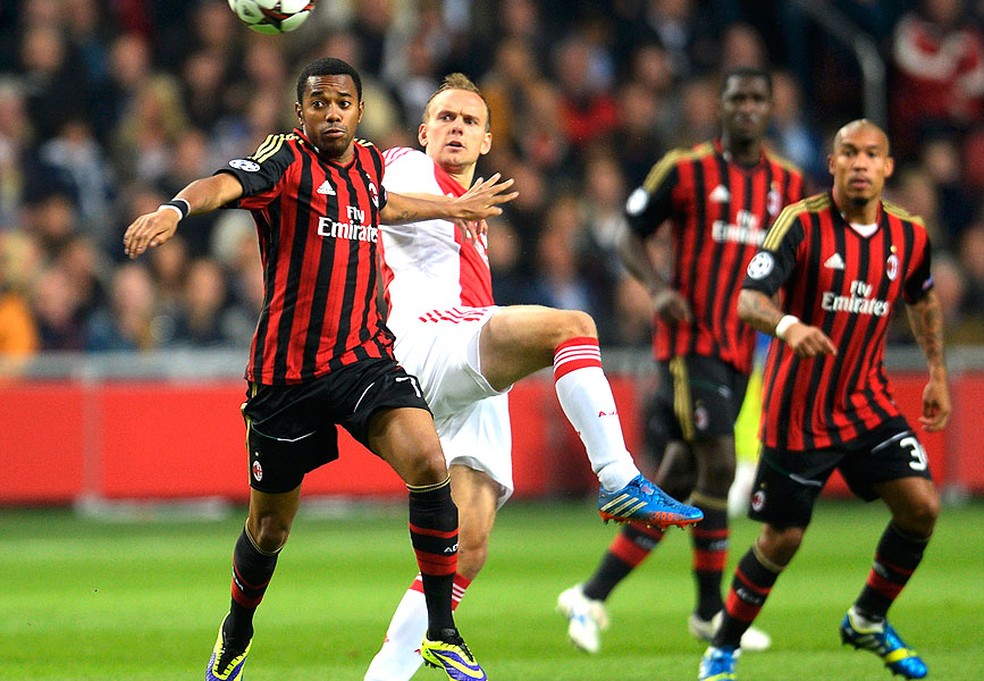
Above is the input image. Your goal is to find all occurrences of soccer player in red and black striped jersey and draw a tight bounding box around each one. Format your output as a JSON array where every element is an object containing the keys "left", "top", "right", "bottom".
[
  {"left": 123, "top": 57, "right": 517, "bottom": 681},
  {"left": 699, "top": 120, "right": 950, "bottom": 681},
  {"left": 560, "top": 67, "right": 804, "bottom": 654}
]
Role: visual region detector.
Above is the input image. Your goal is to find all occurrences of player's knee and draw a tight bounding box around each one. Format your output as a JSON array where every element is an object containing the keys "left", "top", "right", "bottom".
[
  {"left": 895, "top": 496, "right": 940, "bottom": 538},
  {"left": 556, "top": 309, "right": 597, "bottom": 342},
  {"left": 250, "top": 515, "right": 291, "bottom": 553},
  {"left": 698, "top": 448, "right": 736, "bottom": 495},
  {"left": 759, "top": 524, "right": 804, "bottom": 565},
  {"left": 403, "top": 446, "right": 450, "bottom": 487}
]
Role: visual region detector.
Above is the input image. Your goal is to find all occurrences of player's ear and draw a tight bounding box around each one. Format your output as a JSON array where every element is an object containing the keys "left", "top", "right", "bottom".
[
  {"left": 294, "top": 102, "right": 303, "bottom": 125},
  {"left": 828, "top": 153, "right": 836, "bottom": 176},
  {"left": 479, "top": 131, "right": 492, "bottom": 156},
  {"left": 418, "top": 123, "right": 429, "bottom": 147},
  {"left": 884, "top": 155, "right": 894, "bottom": 178},
  {"left": 357, "top": 100, "right": 364, "bottom": 124}
]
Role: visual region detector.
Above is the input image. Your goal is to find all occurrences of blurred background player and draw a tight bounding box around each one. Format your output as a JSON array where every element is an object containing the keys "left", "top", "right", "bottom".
[
  {"left": 364, "top": 73, "right": 702, "bottom": 681},
  {"left": 700, "top": 119, "right": 949, "bottom": 681},
  {"left": 558, "top": 67, "right": 805, "bottom": 654}
]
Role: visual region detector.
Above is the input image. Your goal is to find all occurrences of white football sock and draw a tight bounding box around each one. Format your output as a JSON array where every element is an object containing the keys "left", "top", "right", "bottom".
[
  {"left": 365, "top": 574, "right": 469, "bottom": 681},
  {"left": 553, "top": 337, "right": 641, "bottom": 491}
]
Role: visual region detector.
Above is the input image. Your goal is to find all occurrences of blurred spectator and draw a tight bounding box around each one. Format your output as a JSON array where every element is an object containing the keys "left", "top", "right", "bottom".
[
  {"left": 527, "top": 193, "right": 612, "bottom": 336},
  {"left": 920, "top": 134, "right": 978, "bottom": 240},
  {"left": 32, "top": 264, "right": 88, "bottom": 351},
  {"left": 19, "top": 22, "right": 92, "bottom": 141},
  {"left": 169, "top": 257, "right": 232, "bottom": 347},
  {"left": 578, "top": 151, "right": 630, "bottom": 288},
  {"left": 481, "top": 36, "right": 543, "bottom": 157},
  {"left": 891, "top": 0, "right": 984, "bottom": 157},
  {"left": 931, "top": 250, "right": 984, "bottom": 344},
  {"left": 630, "top": 0, "right": 719, "bottom": 81},
  {"left": 512, "top": 81, "right": 574, "bottom": 178},
  {"left": 0, "top": 78, "right": 33, "bottom": 230},
  {"left": 111, "top": 74, "right": 189, "bottom": 185},
  {"left": 37, "top": 118, "right": 116, "bottom": 244},
  {"left": 146, "top": 235, "right": 191, "bottom": 318},
  {"left": 611, "top": 274, "right": 653, "bottom": 348},
  {"left": 21, "top": 190, "right": 78, "bottom": 255},
  {"left": 157, "top": 127, "right": 221, "bottom": 257},
  {"left": 769, "top": 70, "right": 825, "bottom": 184},
  {"left": 0, "top": 231, "right": 40, "bottom": 362},
  {"left": 552, "top": 33, "right": 619, "bottom": 155},
  {"left": 674, "top": 75, "right": 719, "bottom": 146},
  {"left": 222, "top": 230, "right": 265, "bottom": 346},
  {"left": 55, "top": 234, "right": 108, "bottom": 322},
  {"left": 611, "top": 79, "right": 669, "bottom": 188},
  {"left": 486, "top": 218, "right": 528, "bottom": 306},
  {"left": 85, "top": 262, "right": 165, "bottom": 351},
  {"left": 719, "top": 22, "right": 769, "bottom": 70},
  {"left": 958, "top": 220, "right": 984, "bottom": 315},
  {"left": 886, "top": 167, "right": 946, "bottom": 247}
]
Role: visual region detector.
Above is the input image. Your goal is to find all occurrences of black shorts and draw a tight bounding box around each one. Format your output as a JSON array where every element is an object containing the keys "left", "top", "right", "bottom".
[
  {"left": 651, "top": 355, "right": 749, "bottom": 444},
  {"left": 748, "top": 416, "right": 934, "bottom": 528},
  {"left": 241, "top": 358, "right": 431, "bottom": 493}
]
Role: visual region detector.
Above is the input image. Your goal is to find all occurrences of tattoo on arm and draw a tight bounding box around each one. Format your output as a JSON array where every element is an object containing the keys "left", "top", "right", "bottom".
[
  {"left": 738, "top": 289, "right": 784, "bottom": 335},
  {"left": 906, "top": 290, "right": 946, "bottom": 371}
]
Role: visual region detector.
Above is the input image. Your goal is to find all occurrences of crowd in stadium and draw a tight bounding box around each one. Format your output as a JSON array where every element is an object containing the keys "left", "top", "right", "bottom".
[{"left": 2, "top": 0, "right": 984, "bottom": 359}]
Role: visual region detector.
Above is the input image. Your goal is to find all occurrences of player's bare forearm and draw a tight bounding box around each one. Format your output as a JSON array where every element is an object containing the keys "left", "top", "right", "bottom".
[
  {"left": 906, "top": 290, "right": 947, "bottom": 378},
  {"left": 123, "top": 173, "right": 244, "bottom": 258},
  {"left": 737, "top": 288, "right": 784, "bottom": 335},
  {"left": 616, "top": 225, "right": 669, "bottom": 294}
]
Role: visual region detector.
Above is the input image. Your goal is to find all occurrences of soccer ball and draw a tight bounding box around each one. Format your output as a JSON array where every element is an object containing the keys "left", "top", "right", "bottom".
[{"left": 227, "top": 0, "right": 317, "bottom": 34}]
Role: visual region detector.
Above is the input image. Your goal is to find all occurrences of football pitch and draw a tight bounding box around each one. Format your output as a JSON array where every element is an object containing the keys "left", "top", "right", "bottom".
[{"left": 2, "top": 497, "right": 981, "bottom": 681}]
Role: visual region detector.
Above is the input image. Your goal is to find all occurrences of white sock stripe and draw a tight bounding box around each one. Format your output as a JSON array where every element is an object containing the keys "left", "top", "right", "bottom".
[
  {"left": 418, "top": 307, "right": 488, "bottom": 324},
  {"left": 553, "top": 346, "right": 602, "bottom": 367}
]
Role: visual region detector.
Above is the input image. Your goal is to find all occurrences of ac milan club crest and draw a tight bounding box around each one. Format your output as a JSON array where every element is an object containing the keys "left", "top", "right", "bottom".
[
  {"left": 886, "top": 253, "right": 899, "bottom": 281},
  {"left": 252, "top": 459, "right": 263, "bottom": 482},
  {"left": 751, "top": 489, "right": 766, "bottom": 512}
]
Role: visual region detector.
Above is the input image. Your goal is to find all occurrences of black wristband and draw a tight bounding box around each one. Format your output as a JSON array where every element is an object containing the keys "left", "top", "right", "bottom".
[{"left": 160, "top": 198, "right": 190, "bottom": 220}]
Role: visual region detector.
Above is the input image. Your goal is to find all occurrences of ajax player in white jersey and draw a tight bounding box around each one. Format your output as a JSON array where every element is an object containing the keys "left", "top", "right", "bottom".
[{"left": 365, "top": 73, "right": 702, "bottom": 681}]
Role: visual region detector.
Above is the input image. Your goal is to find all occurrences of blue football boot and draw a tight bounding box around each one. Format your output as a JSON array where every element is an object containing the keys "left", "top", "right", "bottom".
[
  {"left": 840, "top": 610, "right": 928, "bottom": 679},
  {"left": 598, "top": 474, "right": 703, "bottom": 528}
]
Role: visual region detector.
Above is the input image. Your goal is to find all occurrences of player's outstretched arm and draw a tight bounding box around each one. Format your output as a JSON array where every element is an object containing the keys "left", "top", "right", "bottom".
[
  {"left": 382, "top": 173, "right": 517, "bottom": 224},
  {"left": 737, "top": 288, "right": 837, "bottom": 358},
  {"left": 123, "top": 173, "right": 244, "bottom": 259},
  {"left": 905, "top": 290, "right": 951, "bottom": 431}
]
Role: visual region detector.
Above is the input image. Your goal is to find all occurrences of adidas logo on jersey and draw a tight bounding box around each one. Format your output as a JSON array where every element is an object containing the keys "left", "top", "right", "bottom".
[
  {"left": 709, "top": 185, "right": 731, "bottom": 203},
  {"left": 316, "top": 180, "right": 336, "bottom": 195},
  {"left": 824, "top": 253, "right": 846, "bottom": 270}
]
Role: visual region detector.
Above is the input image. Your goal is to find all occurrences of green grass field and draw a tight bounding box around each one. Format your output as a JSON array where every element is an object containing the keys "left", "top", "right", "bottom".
[{"left": 2, "top": 497, "right": 981, "bottom": 680}]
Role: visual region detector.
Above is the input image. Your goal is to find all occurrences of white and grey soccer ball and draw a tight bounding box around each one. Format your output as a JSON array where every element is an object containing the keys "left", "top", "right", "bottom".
[{"left": 227, "top": 0, "right": 317, "bottom": 34}]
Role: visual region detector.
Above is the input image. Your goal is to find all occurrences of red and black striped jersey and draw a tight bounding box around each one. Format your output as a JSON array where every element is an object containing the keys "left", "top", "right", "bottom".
[
  {"left": 217, "top": 129, "right": 394, "bottom": 385},
  {"left": 742, "top": 192, "right": 934, "bottom": 451},
  {"left": 625, "top": 139, "right": 804, "bottom": 374}
]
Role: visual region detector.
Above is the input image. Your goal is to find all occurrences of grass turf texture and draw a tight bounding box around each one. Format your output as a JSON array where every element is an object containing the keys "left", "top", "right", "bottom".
[{"left": 1, "top": 498, "right": 981, "bottom": 680}]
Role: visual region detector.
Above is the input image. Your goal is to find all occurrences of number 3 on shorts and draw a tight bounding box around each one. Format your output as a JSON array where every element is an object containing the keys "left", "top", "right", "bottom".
[{"left": 900, "top": 436, "right": 929, "bottom": 471}]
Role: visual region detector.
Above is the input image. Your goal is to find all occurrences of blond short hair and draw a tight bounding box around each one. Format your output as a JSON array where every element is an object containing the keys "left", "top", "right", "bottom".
[{"left": 422, "top": 73, "right": 492, "bottom": 131}]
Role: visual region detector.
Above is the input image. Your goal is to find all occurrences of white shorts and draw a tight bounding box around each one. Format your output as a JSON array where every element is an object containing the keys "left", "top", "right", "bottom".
[{"left": 393, "top": 306, "right": 513, "bottom": 506}]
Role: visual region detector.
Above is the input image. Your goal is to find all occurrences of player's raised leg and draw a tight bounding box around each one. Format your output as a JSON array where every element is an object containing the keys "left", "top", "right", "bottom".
[{"left": 479, "top": 305, "right": 702, "bottom": 528}]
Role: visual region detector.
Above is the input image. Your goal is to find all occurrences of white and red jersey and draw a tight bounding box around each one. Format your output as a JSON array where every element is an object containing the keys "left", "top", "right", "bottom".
[{"left": 379, "top": 147, "right": 494, "bottom": 338}]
